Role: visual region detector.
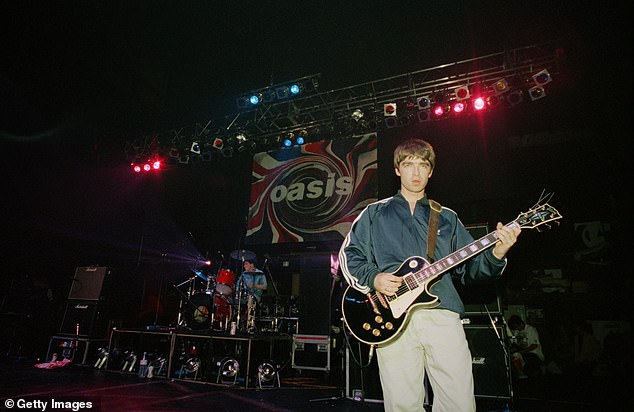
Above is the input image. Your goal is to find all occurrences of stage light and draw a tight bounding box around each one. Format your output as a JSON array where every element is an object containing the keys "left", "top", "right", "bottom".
[
  {"left": 532, "top": 69, "right": 552, "bottom": 86},
  {"left": 276, "top": 86, "right": 290, "bottom": 99},
  {"left": 384, "top": 117, "right": 399, "bottom": 128},
  {"left": 506, "top": 90, "right": 524, "bottom": 106},
  {"left": 133, "top": 164, "right": 141, "bottom": 173},
  {"left": 473, "top": 97, "right": 486, "bottom": 111},
  {"left": 289, "top": 84, "right": 301, "bottom": 95},
  {"left": 433, "top": 105, "right": 445, "bottom": 117},
  {"left": 221, "top": 146, "right": 233, "bottom": 158},
  {"left": 257, "top": 361, "right": 280, "bottom": 389},
  {"left": 492, "top": 78, "right": 510, "bottom": 95},
  {"left": 351, "top": 109, "right": 364, "bottom": 121},
  {"left": 212, "top": 138, "right": 224, "bottom": 149},
  {"left": 249, "top": 94, "right": 261, "bottom": 105},
  {"left": 152, "top": 160, "right": 161, "bottom": 170},
  {"left": 416, "top": 96, "right": 431, "bottom": 110},
  {"left": 190, "top": 142, "right": 201, "bottom": 154},
  {"left": 261, "top": 89, "right": 276, "bottom": 103},
  {"left": 416, "top": 110, "right": 431, "bottom": 122},
  {"left": 217, "top": 357, "right": 240, "bottom": 384},
  {"left": 528, "top": 85, "right": 546, "bottom": 101},
  {"left": 168, "top": 147, "right": 180, "bottom": 159},
  {"left": 454, "top": 85, "right": 470, "bottom": 101},
  {"left": 452, "top": 101, "right": 466, "bottom": 113},
  {"left": 296, "top": 135, "right": 305, "bottom": 145},
  {"left": 282, "top": 132, "right": 294, "bottom": 147},
  {"left": 384, "top": 103, "right": 397, "bottom": 117}
]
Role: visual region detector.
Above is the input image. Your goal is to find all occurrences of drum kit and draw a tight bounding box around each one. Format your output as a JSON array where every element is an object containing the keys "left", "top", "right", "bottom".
[{"left": 175, "top": 249, "right": 260, "bottom": 334}]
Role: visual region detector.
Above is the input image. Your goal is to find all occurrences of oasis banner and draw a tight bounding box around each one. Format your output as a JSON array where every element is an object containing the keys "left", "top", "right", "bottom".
[{"left": 245, "top": 133, "right": 378, "bottom": 245}]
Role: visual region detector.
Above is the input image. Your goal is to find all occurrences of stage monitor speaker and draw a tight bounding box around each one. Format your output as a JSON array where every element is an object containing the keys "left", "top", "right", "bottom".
[
  {"left": 59, "top": 301, "right": 107, "bottom": 338},
  {"left": 68, "top": 266, "right": 108, "bottom": 301},
  {"left": 464, "top": 324, "right": 511, "bottom": 400}
]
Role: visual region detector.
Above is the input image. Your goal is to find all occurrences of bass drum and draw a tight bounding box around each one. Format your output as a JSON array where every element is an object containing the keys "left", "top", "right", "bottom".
[{"left": 186, "top": 292, "right": 214, "bottom": 330}]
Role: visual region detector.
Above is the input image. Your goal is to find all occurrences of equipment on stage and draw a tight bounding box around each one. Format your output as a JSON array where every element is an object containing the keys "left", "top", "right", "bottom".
[
  {"left": 216, "top": 269, "right": 236, "bottom": 296},
  {"left": 230, "top": 249, "right": 256, "bottom": 261},
  {"left": 170, "top": 248, "right": 299, "bottom": 337}
]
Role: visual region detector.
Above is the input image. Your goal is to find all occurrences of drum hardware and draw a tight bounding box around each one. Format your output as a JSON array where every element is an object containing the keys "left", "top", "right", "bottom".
[{"left": 230, "top": 249, "right": 256, "bottom": 261}]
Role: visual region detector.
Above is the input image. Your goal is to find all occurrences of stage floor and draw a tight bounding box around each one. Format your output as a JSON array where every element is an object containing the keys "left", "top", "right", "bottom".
[{"left": 0, "top": 356, "right": 626, "bottom": 412}]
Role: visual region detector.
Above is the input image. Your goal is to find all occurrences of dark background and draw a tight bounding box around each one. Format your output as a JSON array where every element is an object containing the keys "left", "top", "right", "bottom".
[{"left": 1, "top": 1, "right": 631, "bottom": 359}]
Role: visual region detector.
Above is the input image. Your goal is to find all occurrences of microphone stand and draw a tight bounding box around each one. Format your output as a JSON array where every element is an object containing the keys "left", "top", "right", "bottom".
[
  {"left": 484, "top": 305, "right": 515, "bottom": 410},
  {"left": 262, "top": 257, "right": 280, "bottom": 296}
]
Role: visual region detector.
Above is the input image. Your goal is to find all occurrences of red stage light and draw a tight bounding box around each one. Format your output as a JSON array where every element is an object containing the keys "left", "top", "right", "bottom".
[
  {"left": 133, "top": 164, "right": 141, "bottom": 173},
  {"left": 143, "top": 163, "right": 151, "bottom": 172},
  {"left": 433, "top": 105, "right": 444, "bottom": 117},
  {"left": 152, "top": 160, "right": 161, "bottom": 170}
]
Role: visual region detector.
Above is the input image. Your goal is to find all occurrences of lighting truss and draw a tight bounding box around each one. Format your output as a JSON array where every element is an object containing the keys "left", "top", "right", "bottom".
[{"left": 130, "top": 41, "right": 562, "bottom": 156}]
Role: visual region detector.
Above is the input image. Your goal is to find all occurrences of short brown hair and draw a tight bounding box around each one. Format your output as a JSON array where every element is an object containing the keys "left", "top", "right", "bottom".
[{"left": 393, "top": 138, "right": 436, "bottom": 170}]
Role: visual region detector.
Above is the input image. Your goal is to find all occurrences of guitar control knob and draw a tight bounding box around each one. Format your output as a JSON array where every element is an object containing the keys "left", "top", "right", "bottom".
[
  {"left": 385, "top": 322, "right": 393, "bottom": 330},
  {"left": 375, "top": 316, "right": 383, "bottom": 324},
  {"left": 372, "top": 329, "right": 381, "bottom": 337},
  {"left": 363, "top": 323, "right": 371, "bottom": 330}
]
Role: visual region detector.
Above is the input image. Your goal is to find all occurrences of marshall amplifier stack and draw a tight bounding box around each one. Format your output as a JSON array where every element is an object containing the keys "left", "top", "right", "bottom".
[{"left": 49, "top": 267, "right": 110, "bottom": 363}]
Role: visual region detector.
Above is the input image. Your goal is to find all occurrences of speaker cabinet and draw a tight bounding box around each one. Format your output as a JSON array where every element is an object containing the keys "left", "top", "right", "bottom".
[
  {"left": 68, "top": 266, "right": 109, "bottom": 301},
  {"left": 464, "top": 324, "right": 512, "bottom": 400},
  {"left": 59, "top": 301, "right": 107, "bottom": 338},
  {"left": 297, "top": 254, "right": 332, "bottom": 335},
  {"left": 461, "top": 225, "right": 502, "bottom": 315}
]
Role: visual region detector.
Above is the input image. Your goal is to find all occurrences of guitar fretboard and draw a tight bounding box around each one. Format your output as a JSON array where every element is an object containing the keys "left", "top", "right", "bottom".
[{"left": 401, "top": 221, "right": 519, "bottom": 293}]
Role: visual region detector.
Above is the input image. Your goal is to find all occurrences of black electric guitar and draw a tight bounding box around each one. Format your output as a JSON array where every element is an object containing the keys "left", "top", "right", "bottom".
[{"left": 341, "top": 201, "right": 562, "bottom": 346}]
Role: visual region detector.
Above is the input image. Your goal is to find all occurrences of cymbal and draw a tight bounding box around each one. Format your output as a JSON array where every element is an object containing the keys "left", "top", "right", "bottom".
[
  {"left": 230, "top": 249, "right": 255, "bottom": 261},
  {"left": 191, "top": 270, "right": 208, "bottom": 282}
]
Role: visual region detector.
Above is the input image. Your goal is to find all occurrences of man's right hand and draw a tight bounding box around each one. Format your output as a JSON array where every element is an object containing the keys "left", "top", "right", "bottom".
[{"left": 373, "top": 272, "right": 403, "bottom": 296}]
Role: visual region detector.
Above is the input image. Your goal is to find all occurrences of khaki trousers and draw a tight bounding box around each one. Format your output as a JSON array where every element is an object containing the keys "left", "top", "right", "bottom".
[{"left": 376, "top": 309, "right": 475, "bottom": 412}]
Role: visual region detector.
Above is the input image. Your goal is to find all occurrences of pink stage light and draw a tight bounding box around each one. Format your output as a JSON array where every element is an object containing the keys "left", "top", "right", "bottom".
[
  {"left": 473, "top": 97, "right": 486, "bottom": 111},
  {"left": 452, "top": 102, "right": 466, "bottom": 113}
]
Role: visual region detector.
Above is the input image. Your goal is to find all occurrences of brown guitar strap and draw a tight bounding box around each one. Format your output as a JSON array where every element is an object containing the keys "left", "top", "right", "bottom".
[{"left": 426, "top": 199, "right": 442, "bottom": 262}]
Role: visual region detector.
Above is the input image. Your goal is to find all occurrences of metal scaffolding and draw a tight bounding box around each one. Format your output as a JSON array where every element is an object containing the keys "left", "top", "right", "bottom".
[{"left": 127, "top": 41, "right": 563, "bottom": 162}]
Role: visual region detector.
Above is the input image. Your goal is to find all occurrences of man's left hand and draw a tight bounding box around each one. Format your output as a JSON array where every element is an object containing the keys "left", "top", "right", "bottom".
[{"left": 492, "top": 221, "right": 521, "bottom": 259}]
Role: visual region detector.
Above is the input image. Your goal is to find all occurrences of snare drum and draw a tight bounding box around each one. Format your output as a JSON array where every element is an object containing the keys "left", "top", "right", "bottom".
[{"left": 216, "top": 269, "right": 235, "bottom": 296}]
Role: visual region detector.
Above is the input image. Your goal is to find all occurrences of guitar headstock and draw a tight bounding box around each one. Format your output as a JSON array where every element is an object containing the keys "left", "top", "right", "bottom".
[{"left": 515, "top": 203, "right": 562, "bottom": 231}]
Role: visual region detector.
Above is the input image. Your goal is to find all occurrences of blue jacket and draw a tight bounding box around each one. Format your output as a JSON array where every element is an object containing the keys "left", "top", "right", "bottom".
[{"left": 339, "top": 191, "right": 507, "bottom": 315}]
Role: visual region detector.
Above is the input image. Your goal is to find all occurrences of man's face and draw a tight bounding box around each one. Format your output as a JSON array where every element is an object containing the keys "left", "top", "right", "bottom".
[
  {"left": 244, "top": 261, "right": 255, "bottom": 272},
  {"left": 395, "top": 156, "right": 433, "bottom": 196}
]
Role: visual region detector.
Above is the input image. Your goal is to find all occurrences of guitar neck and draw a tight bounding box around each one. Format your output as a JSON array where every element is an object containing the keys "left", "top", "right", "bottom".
[{"left": 410, "top": 221, "right": 518, "bottom": 286}]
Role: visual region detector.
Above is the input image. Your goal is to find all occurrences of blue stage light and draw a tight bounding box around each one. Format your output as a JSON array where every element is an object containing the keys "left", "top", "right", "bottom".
[
  {"left": 289, "top": 84, "right": 300, "bottom": 95},
  {"left": 249, "top": 94, "right": 260, "bottom": 105},
  {"left": 282, "top": 138, "right": 292, "bottom": 147},
  {"left": 296, "top": 136, "right": 305, "bottom": 145}
]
